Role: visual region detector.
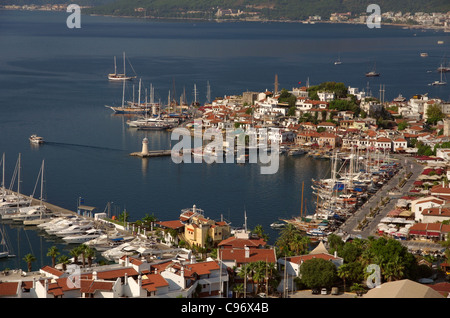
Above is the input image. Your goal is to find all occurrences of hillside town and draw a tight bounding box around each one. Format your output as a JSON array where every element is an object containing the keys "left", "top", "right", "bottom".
[
  {"left": 2, "top": 4, "right": 450, "bottom": 31},
  {"left": 1, "top": 80, "right": 450, "bottom": 299}
]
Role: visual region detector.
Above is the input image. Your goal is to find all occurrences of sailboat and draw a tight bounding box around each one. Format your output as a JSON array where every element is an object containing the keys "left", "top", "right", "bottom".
[
  {"left": 334, "top": 54, "right": 342, "bottom": 65},
  {"left": 365, "top": 62, "right": 380, "bottom": 77},
  {"left": 108, "top": 52, "right": 136, "bottom": 81},
  {"left": 430, "top": 64, "right": 447, "bottom": 86},
  {"left": 105, "top": 78, "right": 149, "bottom": 114}
]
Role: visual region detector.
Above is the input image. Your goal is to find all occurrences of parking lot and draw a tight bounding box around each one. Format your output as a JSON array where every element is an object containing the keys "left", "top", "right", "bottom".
[{"left": 288, "top": 290, "right": 356, "bottom": 298}]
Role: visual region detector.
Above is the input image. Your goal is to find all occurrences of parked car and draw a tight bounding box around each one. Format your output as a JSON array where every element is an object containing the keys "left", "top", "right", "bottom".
[
  {"left": 331, "top": 287, "right": 339, "bottom": 295},
  {"left": 321, "top": 288, "right": 328, "bottom": 295},
  {"left": 311, "top": 288, "right": 320, "bottom": 294}
]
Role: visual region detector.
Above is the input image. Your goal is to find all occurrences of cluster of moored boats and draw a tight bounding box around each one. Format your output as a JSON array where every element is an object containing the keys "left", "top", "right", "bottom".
[{"left": 274, "top": 149, "right": 400, "bottom": 241}]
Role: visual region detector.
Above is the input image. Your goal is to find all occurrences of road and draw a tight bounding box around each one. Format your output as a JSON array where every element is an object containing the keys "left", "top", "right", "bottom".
[{"left": 334, "top": 155, "right": 440, "bottom": 245}]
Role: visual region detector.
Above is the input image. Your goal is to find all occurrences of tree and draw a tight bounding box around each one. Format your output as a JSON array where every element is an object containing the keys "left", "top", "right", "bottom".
[
  {"left": 69, "top": 246, "right": 82, "bottom": 265},
  {"left": 237, "top": 263, "right": 252, "bottom": 297},
  {"left": 275, "top": 223, "right": 307, "bottom": 256},
  {"left": 337, "top": 264, "right": 352, "bottom": 292},
  {"left": 252, "top": 224, "right": 269, "bottom": 242},
  {"left": 57, "top": 255, "right": 71, "bottom": 271},
  {"left": 300, "top": 258, "right": 337, "bottom": 289},
  {"left": 233, "top": 284, "right": 244, "bottom": 298},
  {"left": 23, "top": 253, "right": 36, "bottom": 272},
  {"left": 47, "top": 246, "right": 60, "bottom": 268},
  {"left": 426, "top": 104, "right": 444, "bottom": 125}
]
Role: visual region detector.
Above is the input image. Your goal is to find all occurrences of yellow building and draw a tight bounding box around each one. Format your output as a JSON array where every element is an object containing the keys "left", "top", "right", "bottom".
[{"left": 181, "top": 205, "right": 231, "bottom": 248}]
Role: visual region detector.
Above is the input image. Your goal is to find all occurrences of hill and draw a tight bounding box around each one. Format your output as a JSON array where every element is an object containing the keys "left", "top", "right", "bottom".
[
  {"left": 3, "top": 0, "right": 450, "bottom": 21},
  {"left": 82, "top": 0, "right": 450, "bottom": 20}
]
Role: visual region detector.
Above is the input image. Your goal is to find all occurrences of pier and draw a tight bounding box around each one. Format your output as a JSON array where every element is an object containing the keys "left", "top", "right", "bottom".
[{"left": 129, "top": 150, "right": 172, "bottom": 158}]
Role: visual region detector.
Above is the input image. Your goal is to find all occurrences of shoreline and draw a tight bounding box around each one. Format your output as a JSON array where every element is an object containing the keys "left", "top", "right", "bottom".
[{"left": 2, "top": 8, "right": 450, "bottom": 32}]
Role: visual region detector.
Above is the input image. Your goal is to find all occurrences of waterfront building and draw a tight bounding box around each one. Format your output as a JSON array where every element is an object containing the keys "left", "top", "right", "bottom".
[{"left": 180, "top": 205, "right": 231, "bottom": 249}]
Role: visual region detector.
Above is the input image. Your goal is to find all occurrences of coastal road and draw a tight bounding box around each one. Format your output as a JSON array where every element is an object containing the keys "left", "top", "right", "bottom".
[{"left": 335, "top": 155, "right": 424, "bottom": 239}]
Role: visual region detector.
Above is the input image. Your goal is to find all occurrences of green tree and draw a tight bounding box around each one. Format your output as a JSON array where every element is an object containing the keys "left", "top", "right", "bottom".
[
  {"left": 252, "top": 224, "right": 269, "bottom": 242},
  {"left": 57, "top": 255, "right": 71, "bottom": 271},
  {"left": 275, "top": 223, "right": 307, "bottom": 257},
  {"left": 337, "top": 263, "right": 352, "bottom": 292},
  {"left": 426, "top": 104, "right": 444, "bottom": 125},
  {"left": 300, "top": 258, "right": 337, "bottom": 289},
  {"left": 47, "top": 246, "right": 60, "bottom": 268},
  {"left": 23, "top": 253, "right": 36, "bottom": 272}
]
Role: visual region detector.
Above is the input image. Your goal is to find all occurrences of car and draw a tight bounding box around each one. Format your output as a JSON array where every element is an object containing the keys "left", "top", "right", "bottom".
[
  {"left": 257, "top": 293, "right": 267, "bottom": 298},
  {"left": 321, "top": 288, "right": 328, "bottom": 295},
  {"left": 311, "top": 288, "right": 320, "bottom": 294}
]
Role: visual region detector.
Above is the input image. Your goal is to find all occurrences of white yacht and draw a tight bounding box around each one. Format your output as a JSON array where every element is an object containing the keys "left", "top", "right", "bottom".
[
  {"left": 62, "top": 229, "right": 103, "bottom": 244},
  {"left": 54, "top": 223, "right": 94, "bottom": 237}
]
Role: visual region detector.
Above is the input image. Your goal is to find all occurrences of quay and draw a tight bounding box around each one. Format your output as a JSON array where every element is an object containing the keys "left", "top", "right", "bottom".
[
  {"left": 129, "top": 149, "right": 172, "bottom": 158},
  {"left": 129, "top": 137, "right": 172, "bottom": 158}
]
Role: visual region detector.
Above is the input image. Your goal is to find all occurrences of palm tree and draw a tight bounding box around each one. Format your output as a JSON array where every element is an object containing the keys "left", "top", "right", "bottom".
[
  {"left": 47, "top": 246, "right": 60, "bottom": 268},
  {"left": 23, "top": 253, "right": 36, "bottom": 272},
  {"left": 237, "top": 263, "right": 252, "bottom": 297},
  {"left": 57, "top": 255, "right": 71, "bottom": 271},
  {"left": 233, "top": 284, "right": 244, "bottom": 298},
  {"left": 252, "top": 261, "right": 267, "bottom": 295},
  {"left": 79, "top": 244, "right": 89, "bottom": 268},
  {"left": 69, "top": 246, "right": 82, "bottom": 265},
  {"left": 337, "top": 264, "right": 352, "bottom": 292},
  {"left": 84, "top": 246, "right": 96, "bottom": 268}
]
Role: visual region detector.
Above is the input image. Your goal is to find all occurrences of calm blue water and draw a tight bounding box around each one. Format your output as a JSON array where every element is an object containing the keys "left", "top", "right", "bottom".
[{"left": 0, "top": 10, "right": 449, "bottom": 270}]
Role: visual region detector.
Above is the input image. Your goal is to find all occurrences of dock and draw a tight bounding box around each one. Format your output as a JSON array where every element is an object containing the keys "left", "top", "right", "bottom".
[{"left": 129, "top": 150, "right": 172, "bottom": 158}]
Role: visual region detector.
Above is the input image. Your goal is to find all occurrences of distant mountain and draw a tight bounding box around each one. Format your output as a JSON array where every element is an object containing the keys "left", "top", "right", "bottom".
[
  {"left": 0, "top": 0, "right": 116, "bottom": 6},
  {"left": 83, "top": 0, "right": 450, "bottom": 20},
  {"left": 3, "top": 0, "right": 450, "bottom": 20}
]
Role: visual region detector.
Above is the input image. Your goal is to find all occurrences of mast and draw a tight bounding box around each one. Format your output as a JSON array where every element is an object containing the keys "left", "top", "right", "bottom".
[
  {"left": 206, "top": 81, "right": 211, "bottom": 104},
  {"left": 1, "top": 153, "right": 4, "bottom": 195},
  {"left": 300, "top": 181, "right": 304, "bottom": 218},
  {"left": 121, "top": 80, "right": 125, "bottom": 108},
  {"left": 138, "top": 78, "right": 142, "bottom": 107},
  {"left": 114, "top": 56, "right": 117, "bottom": 75},
  {"left": 123, "top": 52, "right": 126, "bottom": 77}
]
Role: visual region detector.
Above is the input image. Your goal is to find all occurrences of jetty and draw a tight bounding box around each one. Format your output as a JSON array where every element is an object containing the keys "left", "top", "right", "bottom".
[
  {"left": 130, "top": 150, "right": 172, "bottom": 158},
  {"left": 129, "top": 137, "right": 171, "bottom": 158}
]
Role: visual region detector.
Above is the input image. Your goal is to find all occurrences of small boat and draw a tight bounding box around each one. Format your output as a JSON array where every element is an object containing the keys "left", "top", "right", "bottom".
[
  {"left": 420, "top": 53, "right": 428, "bottom": 57},
  {"left": 270, "top": 221, "right": 286, "bottom": 229},
  {"left": 288, "top": 148, "right": 307, "bottom": 156},
  {"left": 365, "top": 70, "right": 380, "bottom": 77},
  {"left": 429, "top": 64, "right": 447, "bottom": 86},
  {"left": 29, "top": 135, "right": 44, "bottom": 144},
  {"left": 365, "top": 62, "right": 380, "bottom": 77},
  {"left": 334, "top": 54, "right": 342, "bottom": 65}
]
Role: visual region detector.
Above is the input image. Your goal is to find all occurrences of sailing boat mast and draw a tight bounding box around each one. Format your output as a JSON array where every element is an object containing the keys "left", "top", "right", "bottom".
[{"left": 300, "top": 181, "right": 304, "bottom": 218}]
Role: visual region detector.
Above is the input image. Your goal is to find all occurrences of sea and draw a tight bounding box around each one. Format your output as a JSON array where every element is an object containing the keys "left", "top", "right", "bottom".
[{"left": 0, "top": 9, "right": 449, "bottom": 271}]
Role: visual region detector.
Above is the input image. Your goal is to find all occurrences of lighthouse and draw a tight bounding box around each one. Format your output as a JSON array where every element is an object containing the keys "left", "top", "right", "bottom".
[{"left": 141, "top": 137, "right": 149, "bottom": 156}]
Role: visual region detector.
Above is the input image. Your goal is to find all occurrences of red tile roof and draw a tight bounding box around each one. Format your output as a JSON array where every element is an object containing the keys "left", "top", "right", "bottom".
[
  {"left": 221, "top": 248, "right": 276, "bottom": 264},
  {"left": 218, "top": 236, "right": 267, "bottom": 249},
  {"left": 141, "top": 274, "right": 169, "bottom": 292},
  {"left": 0, "top": 282, "right": 19, "bottom": 296}
]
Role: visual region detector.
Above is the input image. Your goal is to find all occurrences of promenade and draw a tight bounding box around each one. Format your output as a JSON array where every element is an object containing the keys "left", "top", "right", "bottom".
[{"left": 335, "top": 155, "right": 444, "bottom": 251}]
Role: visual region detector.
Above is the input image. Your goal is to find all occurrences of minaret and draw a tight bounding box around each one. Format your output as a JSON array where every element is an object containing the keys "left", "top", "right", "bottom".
[{"left": 141, "top": 137, "right": 149, "bottom": 156}]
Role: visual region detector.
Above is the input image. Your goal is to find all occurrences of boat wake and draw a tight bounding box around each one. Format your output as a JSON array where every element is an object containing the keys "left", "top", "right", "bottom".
[{"left": 44, "top": 141, "right": 124, "bottom": 152}]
